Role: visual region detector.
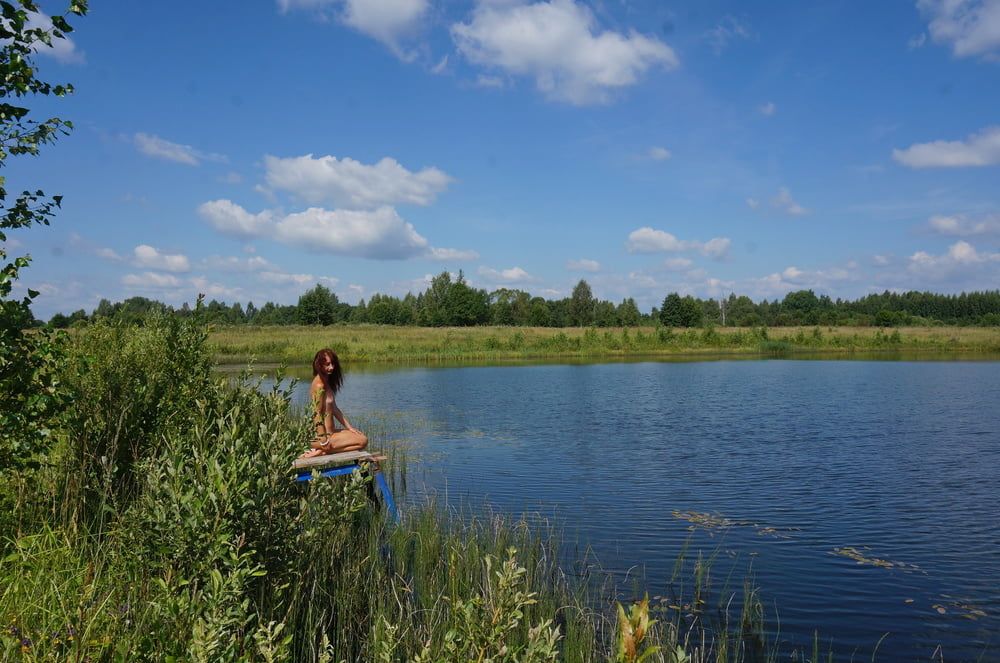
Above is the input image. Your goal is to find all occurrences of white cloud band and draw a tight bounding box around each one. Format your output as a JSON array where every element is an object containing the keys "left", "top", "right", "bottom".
[
  {"left": 263, "top": 154, "right": 452, "bottom": 208},
  {"left": 199, "top": 199, "right": 473, "bottom": 261},
  {"left": 625, "top": 227, "right": 731, "bottom": 258},
  {"left": 893, "top": 126, "right": 1000, "bottom": 168},
  {"left": 133, "top": 133, "right": 227, "bottom": 166}
]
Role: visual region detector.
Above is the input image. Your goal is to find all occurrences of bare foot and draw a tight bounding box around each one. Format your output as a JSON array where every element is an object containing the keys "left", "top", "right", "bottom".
[{"left": 297, "top": 448, "right": 324, "bottom": 460}]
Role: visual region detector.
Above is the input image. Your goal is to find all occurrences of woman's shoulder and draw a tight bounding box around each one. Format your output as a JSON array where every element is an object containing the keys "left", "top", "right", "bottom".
[{"left": 310, "top": 375, "right": 325, "bottom": 391}]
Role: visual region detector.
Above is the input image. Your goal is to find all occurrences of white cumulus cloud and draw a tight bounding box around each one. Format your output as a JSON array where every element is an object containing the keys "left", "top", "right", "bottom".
[
  {"left": 122, "top": 272, "right": 182, "bottom": 289},
  {"left": 771, "top": 187, "right": 808, "bottom": 216},
  {"left": 200, "top": 200, "right": 442, "bottom": 260},
  {"left": 704, "top": 15, "right": 751, "bottom": 55},
  {"left": 427, "top": 247, "right": 480, "bottom": 261},
  {"left": 917, "top": 0, "right": 1000, "bottom": 59},
  {"left": 259, "top": 271, "right": 338, "bottom": 286},
  {"left": 277, "top": 0, "right": 428, "bottom": 56},
  {"left": 133, "top": 133, "right": 226, "bottom": 166},
  {"left": 341, "top": 0, "right": 428, "bottom": 50},
  {"left": 476, "top": 74, "right": 505, "bottom": 88},
  {"left": 910, "top": 240, "right": 999, "bottom": 274},
  {"left": 928, "top": 213, "right": 1000, "bottom": 236},
  {"left": 133, "top": 245, "right": 190, "bottom": 272},
  {"left": 189, "top": 276, "right": 244, "bottom": 299},
  {"left": 782, "top": 266, "right": 805, "bottom": 281},
  {"left": 274, "top": 206, "right": 429, "bottom": 258},
  {"left": 893, "top": 126, "right": 1000, "bottom": 168},
  {"left": 26, "top": 11, "right": 84, "bottom": 64},
  {"left": 647, "top": 146, "right": 671, "bottom": 161},
  {"left": 198, "top": 200, "right": 276, "bottom": 238},
  {"left": 202, "top": 255, "right": 275, "bottom": 271},
  {"left": 567, "top": 258, "right": 601, "bottom": 272},
  {"left": 477, "top": 265, "right": 535, "bottom": 283},
  {"left": 748, "top": 262, "right": 856, "bottom": 298},
  {"left": 625, "top": 227, "right": 731, "bottom": 258},
  {"left": 96, "top": 247, "right": 123, "bottom": 262},
  {"left": 431, "top": 55, "right": 449, "bottom": 74},
  {"left": 451, "top": 0, "right": 679, "bottom": 105},
  {"left": 663, "top": 257, "right": 692, "bottom": 271},
  {"left": 701, "top": 237, "right": 732, "bottom": 258},
  {"left": 263, "top": 154, "right": 452, "bottom": 208}
]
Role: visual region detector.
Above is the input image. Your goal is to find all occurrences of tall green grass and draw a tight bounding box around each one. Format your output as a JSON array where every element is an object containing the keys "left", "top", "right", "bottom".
[
  {"left": 1, "top": 314, "right": 833, "bottom": 661},
  {"left": 208, "top": 324, "right": 1000, "bottom": 366}
]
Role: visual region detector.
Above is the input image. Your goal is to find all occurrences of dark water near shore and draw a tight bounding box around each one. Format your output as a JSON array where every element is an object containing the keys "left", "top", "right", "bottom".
[{"left": 257, "top": 359, "right": 1000, "bottom": 661}]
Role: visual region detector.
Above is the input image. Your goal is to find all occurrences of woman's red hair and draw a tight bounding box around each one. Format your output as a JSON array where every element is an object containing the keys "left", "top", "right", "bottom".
[{"left": 312, "top": 348, "right": 344, "bottom": 394}]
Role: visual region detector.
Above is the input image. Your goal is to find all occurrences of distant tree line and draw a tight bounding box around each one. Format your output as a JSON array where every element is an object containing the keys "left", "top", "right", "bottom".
[{"left": 41, "top": 273, "right": 1000, "bottom": 329}]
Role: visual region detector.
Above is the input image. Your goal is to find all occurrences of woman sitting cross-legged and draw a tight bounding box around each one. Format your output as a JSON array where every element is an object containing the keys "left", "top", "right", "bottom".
[{"left": 297, "top": 348, "right": 368, "bottom": 460}]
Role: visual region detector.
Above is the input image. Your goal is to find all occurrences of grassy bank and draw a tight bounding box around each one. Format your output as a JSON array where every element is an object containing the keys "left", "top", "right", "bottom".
[
  {"left": 1, "top": 315, "right": 831, "bottom": 661},
  {"left": 209, "top": 324, "right": 1000, "bottom": 365}
]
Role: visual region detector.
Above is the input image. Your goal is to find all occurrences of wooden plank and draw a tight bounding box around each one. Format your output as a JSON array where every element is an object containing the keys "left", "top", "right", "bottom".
[{"left": 291, "top": 450, "right": 385, "bottom": 471}]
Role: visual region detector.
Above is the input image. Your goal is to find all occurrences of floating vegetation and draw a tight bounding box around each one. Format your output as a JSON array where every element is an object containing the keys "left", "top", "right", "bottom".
[
  {"left": 672, "top": 510, "right": 749, "bottom": 530},
  {"left": 937, "top": 596, "right": 989, "bottom": 621},
  {"left": 756, "top": 526, "right": 797, "bottom": 538},
  {"left": 831, "top": 546, "right": 922, "bottom": 572},
  {"left": 653, "top": 596, "right": 705, "bottom": 614},
  {"left": 671, "top": 510, "right": 801, "bottom": 539}
]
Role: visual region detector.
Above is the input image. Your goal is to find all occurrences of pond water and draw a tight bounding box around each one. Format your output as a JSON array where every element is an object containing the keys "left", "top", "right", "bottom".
[{"left": 260, "top": 359, "right": 1000, "bottom": 661}]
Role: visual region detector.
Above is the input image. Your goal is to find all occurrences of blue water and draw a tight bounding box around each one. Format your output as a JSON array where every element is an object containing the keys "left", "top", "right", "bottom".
[{"left": 271, "top": 359, "right": 1000, "bottom": 661}]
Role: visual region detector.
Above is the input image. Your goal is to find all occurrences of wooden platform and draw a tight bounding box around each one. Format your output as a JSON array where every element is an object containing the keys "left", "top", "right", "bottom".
[
  {"left": 291, "top": 450, "right": 386, "bottom": 471},
  {"left": 291, "top": 449, "right": 399, "bottom": 522}
]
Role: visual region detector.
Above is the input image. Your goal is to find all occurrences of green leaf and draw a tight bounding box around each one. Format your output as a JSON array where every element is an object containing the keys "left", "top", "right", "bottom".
[{"left": 50, "top": 15, "right": 70, "bottom": 33}]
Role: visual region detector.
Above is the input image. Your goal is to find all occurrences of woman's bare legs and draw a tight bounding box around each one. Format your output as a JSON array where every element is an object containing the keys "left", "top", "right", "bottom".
[
  {"left": 297, "top": 429, "right": 368, "bottom": 460},
  {"left": 322, "top": 429, "right": 368, "bottom": 453}
]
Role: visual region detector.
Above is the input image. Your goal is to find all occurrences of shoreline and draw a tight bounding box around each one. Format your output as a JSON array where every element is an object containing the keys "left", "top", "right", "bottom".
[{"left": 208, "top": 324, "right": 1000, "bottom": 367}]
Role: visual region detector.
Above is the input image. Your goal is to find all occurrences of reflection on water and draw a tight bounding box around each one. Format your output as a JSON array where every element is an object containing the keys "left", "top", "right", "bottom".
[{"left": 241, "top": 358, "right": 1000, "bottom": 662}]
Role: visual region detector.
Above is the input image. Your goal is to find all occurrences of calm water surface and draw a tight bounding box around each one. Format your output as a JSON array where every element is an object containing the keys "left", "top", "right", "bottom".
[{"left": 267, "top": 359, "right": 1000, "bottom": 661}]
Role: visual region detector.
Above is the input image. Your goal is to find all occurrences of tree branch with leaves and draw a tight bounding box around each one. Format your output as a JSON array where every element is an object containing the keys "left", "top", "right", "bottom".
[{"left": 0, "top": 0, "right": 88, "bottom": 470}]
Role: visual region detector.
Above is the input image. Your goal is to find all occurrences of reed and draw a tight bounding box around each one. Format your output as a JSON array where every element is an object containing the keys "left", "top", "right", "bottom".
[{"left": 208, "top": 324, "right": 1000, "bottom": 366}]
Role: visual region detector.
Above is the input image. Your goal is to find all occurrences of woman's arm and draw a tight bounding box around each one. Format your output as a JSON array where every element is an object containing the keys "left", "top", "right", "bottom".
[
  {"left": 311, "top": 381, "right": 327, "bottom": 437},
  {"left": 329, "top": 399, "right": 359, "bottom": 433}
]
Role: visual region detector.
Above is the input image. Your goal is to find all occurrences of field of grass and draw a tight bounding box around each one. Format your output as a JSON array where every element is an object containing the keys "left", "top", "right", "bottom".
[{"left": 209, "top": 324, "right": 1000, "bottom": 366}]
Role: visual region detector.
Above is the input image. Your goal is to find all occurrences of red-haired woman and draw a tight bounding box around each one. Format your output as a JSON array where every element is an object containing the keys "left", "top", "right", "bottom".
[{"left": 298, "top": 348, "right": 368, "bottom": 459}]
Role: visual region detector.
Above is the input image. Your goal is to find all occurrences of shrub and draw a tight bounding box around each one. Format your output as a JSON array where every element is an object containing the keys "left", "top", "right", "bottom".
[{"left": 57, "top": 311, "right": 214, "bottom": 526}]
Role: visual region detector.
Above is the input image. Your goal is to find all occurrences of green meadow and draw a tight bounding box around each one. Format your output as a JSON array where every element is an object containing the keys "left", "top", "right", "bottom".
[{"left": 209, "top": 323, "right": 1000, "bottom": 366}]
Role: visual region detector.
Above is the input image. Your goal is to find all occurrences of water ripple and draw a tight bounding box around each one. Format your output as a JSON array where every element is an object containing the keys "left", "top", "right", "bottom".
[{"left": 271, "top": 359, "right": 999, "bottom": 662}]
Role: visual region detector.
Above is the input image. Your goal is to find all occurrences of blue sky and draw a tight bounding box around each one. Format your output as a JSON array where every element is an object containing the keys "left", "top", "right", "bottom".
[{"left": 8, "top": 0, "right": 1000, "bottom": 317}]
